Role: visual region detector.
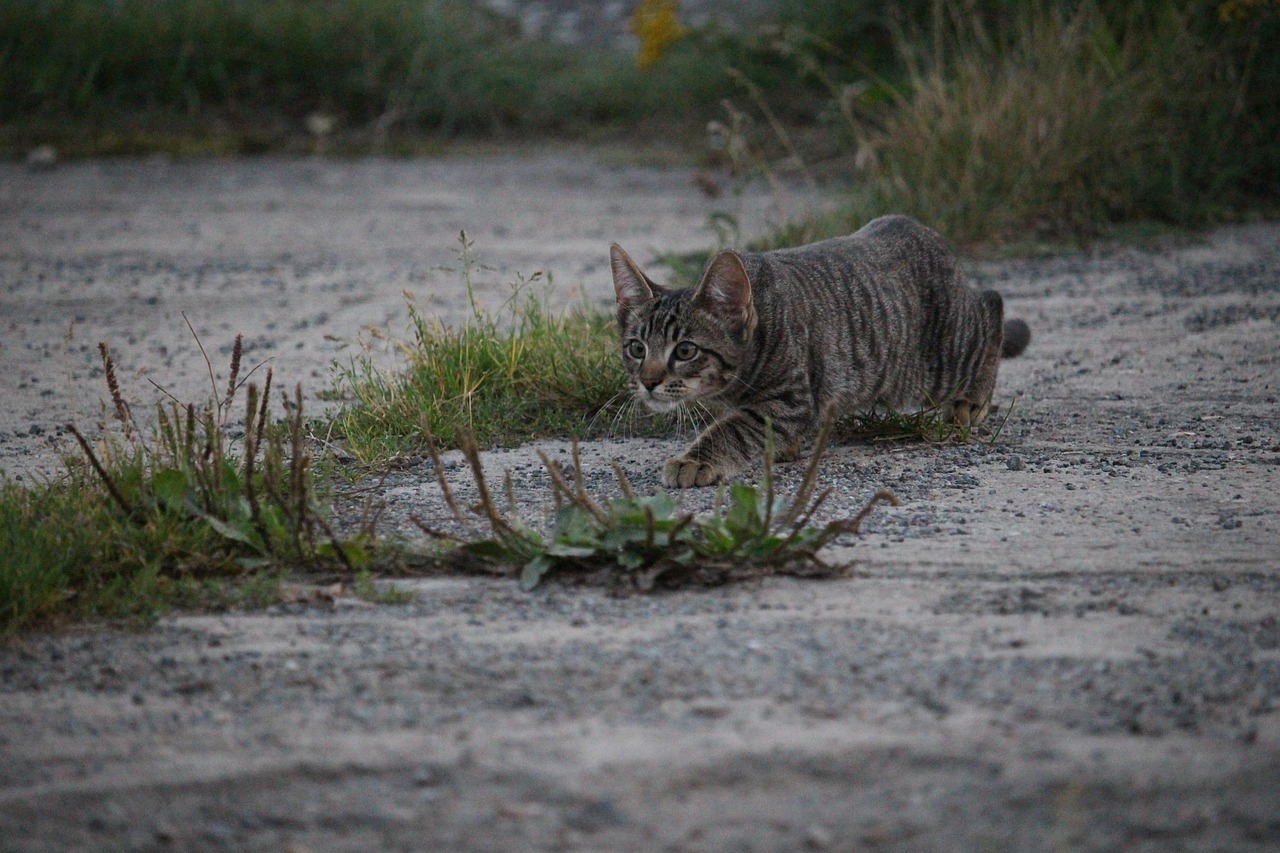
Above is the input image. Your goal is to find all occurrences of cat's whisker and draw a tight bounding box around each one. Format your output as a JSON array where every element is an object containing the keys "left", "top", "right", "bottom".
[
  {"left": 587, "top": 390, "right": 629, "bottom": 436},
  {"left": 727, "top": 374, "right": 765, "bottom": 397},
  {"left": 685, "top": 400, "right": 714, "bottom": 436},
  {"left": 609, "top": 394, "right": 640, "bottom": 440},
  {"left": 678, "top": 403, "right": 695, "bottom": 437},
  {"left": 679, "top": 401, "right": 704, "bottom": 437},
  {"left": 602, "top": 395, "right": 626, "bottom": 439}
]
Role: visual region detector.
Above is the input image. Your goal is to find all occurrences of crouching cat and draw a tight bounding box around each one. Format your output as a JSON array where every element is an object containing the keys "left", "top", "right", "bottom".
[{"left": 610, "top": 214, "right": 1030, "bottom": 488}]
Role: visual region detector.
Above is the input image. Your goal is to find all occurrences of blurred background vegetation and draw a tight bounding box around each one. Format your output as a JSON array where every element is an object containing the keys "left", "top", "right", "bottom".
[{"left": 2, "top": 0, "right": 1277, "bottom": 244}]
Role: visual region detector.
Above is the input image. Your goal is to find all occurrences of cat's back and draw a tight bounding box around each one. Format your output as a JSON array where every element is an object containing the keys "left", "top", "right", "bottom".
[
  {"left": 745, "top": 214, "right": 957, "bottom": 309},
  {"left": 734, "top": 215, "right": 987, "bottom": 409}
]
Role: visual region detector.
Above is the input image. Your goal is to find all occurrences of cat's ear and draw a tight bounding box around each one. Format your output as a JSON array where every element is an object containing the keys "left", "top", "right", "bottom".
[
  {"left": 693, "top": 250, "right": 756, "bottom": 338},
  {"left": 610, "top": 244, "right": 663, "bottom": 322}
]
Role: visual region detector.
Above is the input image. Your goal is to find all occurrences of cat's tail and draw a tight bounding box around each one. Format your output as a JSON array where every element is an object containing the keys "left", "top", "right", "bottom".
[{"left": 1002, "top": 319, "right": 1031, "bottom": 359}]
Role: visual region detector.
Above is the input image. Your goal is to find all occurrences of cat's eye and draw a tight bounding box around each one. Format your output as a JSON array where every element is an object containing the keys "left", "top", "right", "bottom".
[
  {"left": 625, "top": 340, "right": 646, "bottom": 360},
  {"left": 673, "top": 341, "right": 700, "bottom": 361}
]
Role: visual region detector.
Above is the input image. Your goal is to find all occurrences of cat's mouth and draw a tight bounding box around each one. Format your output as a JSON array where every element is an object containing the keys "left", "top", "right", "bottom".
[{"left": 639, "top": 394, "right": 681, "bottom": 413}]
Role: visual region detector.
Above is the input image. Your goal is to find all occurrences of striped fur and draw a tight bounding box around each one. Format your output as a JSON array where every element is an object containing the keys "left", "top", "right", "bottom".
[{"left": 611, "top": 215, "right": 1030, "bottom": 488}]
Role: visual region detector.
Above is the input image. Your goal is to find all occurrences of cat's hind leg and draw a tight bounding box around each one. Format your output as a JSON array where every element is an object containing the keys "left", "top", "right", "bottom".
[
  {"left": 949, "top": 398, "right": 989, "bottom": 429},
  {"left": 947, "top": 290, "right": 1005, "bottom": 429}
]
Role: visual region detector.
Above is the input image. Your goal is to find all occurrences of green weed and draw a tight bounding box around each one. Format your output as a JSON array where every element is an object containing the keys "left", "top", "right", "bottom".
[
  {"left": 413, "top": 415, "right": 899, "bottom": 592},
  {"left": 0, "top": 333, "right": 373, "bottom": 635}
]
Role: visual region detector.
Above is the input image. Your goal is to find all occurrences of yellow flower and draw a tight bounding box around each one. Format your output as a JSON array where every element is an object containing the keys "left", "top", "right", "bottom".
[{"left": 630, "top": 0, "right": 689, "bottom": 70}]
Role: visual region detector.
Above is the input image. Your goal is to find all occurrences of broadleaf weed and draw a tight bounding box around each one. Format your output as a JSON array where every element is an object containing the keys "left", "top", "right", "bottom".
[{"left": 412, "top": 413, "right": 899, "bottom": 592}]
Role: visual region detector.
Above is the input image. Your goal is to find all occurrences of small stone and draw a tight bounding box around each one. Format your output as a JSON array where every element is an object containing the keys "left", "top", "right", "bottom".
[
  {"left": 412, "top": 765, "right": 448, "bottom": 787},
  {"left": 566, "top": 798, "right": 628, "bottom": 832},
  {"left": 1006, "top": 455, "right": 1024, "bottom": 471},
  {"left": 26, "top": 145, "right": 58, "bottom": 171},
  {"left": 201, "top": 823, "right": 236, "bottom": 846},
  {"left": 803, "top": 823, "right": 833, "bottom": 849}
]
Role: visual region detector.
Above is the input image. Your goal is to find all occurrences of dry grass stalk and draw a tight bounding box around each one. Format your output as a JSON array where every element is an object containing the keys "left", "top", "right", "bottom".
[
  {"left": 222, "top": 333, "right": 243, "bottom": 414},
  {"left": 98, "top": 342, "right": 133, "bottom": 440},
  {"left": 66, "top": 423, "right": 134, "bottom": 516}
]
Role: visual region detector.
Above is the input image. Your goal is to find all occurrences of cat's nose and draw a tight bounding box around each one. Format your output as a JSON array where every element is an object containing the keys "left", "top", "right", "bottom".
[{"left": 640, "top": 377, "right": 661, "bottom": 392}]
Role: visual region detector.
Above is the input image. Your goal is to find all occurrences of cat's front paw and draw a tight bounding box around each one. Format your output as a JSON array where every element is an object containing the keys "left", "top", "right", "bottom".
[{"left": 663, "top": 456, "right": 733, "bottom": 488}]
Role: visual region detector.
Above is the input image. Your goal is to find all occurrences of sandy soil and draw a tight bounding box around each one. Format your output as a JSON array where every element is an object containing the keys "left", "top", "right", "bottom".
[{"left": 1, "top": 151, "right": 1278, "bottom": 852}]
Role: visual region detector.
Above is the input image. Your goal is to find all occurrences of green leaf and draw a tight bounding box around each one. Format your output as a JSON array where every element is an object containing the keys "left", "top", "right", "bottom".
[
  {"left": 640, "top": 492, "right": 676, "bottom": 518},
  {"left": 546, "top": 542, "right": 599, "bottom": 559},
  {"left": 695, "top": 519, "right": 735, "bottom": 555},
  {"left": 598, "top": 525, "right": 649, "bottom": 550},
  {"left": 201, "top": 513, "right": 264, "bottom": 551},
  {"left": 669, "top": 546, "right": 697, "bottom": 566},
  {"left": 745, "top": 535, "right": 786, "bottom": 557},
  {"left": 316, "top": 539, "right": 372, "bottom": 568},
  {"left": 255, "top": 504, "right": 289, "bottom": 541},
  {"left": 552, "top": 504, "right": 601, "bottom": 545},
  {"left": 617, "top": 550, "right": 647, "bottom": 570},
  {"left": 464, "top": 539, "right": 524, "bottom": 562},
  {"left": 725, "top": 482, "right": 763, "bottom": 533},
  {"left": 150, "top": 468, "right": 193, "bottom": 513},
  {"left": 520, "top": 554, "right": 555, "bottom": 591}
]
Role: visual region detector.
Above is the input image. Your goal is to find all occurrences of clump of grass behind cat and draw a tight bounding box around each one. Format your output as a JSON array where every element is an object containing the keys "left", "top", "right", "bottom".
[{"left": 329, "top": 233, "right": 663, "bottom": 467}]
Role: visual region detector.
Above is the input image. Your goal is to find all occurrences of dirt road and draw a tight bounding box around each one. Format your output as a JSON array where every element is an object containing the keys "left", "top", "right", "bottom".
[{"left": 2, "top": 152, "right": 1278, "bottom": 851}]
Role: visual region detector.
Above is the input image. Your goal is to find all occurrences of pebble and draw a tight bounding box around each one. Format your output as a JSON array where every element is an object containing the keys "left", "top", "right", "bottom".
[
  {"left": 803, "top": 823, "right": 833, "bottom": 849},
  {"left": 26, "top": 145, "right": 58, "bottom": 171}
]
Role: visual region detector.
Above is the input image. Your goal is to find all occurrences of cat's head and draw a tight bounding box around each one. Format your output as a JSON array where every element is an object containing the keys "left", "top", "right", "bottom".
[{"left": 610, "top": 244, "right": 756, "bottom": 412}]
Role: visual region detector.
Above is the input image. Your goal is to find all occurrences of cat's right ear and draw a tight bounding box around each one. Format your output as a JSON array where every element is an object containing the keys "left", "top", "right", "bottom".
[
  {"left": 693, "top": 250, "right": 756, "bottom": 339},
  {"left": 610, "top": 244, "right": 661, "bottom": 321}
]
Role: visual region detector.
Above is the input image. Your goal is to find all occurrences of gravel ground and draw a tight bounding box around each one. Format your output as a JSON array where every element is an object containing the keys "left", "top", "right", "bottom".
[{"left": 1, "top": 151, "right": 1278, "bottom": 852}]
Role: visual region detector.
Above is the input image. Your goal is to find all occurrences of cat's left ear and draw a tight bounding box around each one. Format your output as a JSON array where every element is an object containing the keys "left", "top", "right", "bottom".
[{"left": 693, "top": 250, "right": 756, "bottom": 338}]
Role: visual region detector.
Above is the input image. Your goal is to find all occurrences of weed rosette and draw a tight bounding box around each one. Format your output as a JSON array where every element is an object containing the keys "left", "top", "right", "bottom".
[{"left": 412, "top": 417, "right": 898, "bottom": 593}]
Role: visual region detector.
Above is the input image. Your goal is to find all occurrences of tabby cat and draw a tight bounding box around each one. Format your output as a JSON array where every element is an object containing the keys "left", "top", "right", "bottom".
[{"left": 610, "top": 214, "right": 1030, "bottom": 488}]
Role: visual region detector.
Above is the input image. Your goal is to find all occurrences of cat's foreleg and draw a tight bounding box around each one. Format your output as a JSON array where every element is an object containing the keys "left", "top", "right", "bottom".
[{"left": 663, "top": 409, "right": 807, "bottom": 488}]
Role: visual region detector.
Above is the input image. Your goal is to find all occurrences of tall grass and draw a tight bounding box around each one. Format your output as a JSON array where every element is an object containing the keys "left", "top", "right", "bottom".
[{"left": 735, "top": 1, "right": 1280, "bottom": 246}]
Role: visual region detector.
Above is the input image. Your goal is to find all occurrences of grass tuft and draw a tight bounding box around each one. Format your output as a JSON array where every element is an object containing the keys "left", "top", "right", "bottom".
[
  {"left": 837, "top": 395, "right": 1018, "bottom": 446},
  {"left": 329, "top": 234, "right": 660, "bottom": 466},
  {"left": 0, "top": 332, "right": 374, "bottom": 635}
]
